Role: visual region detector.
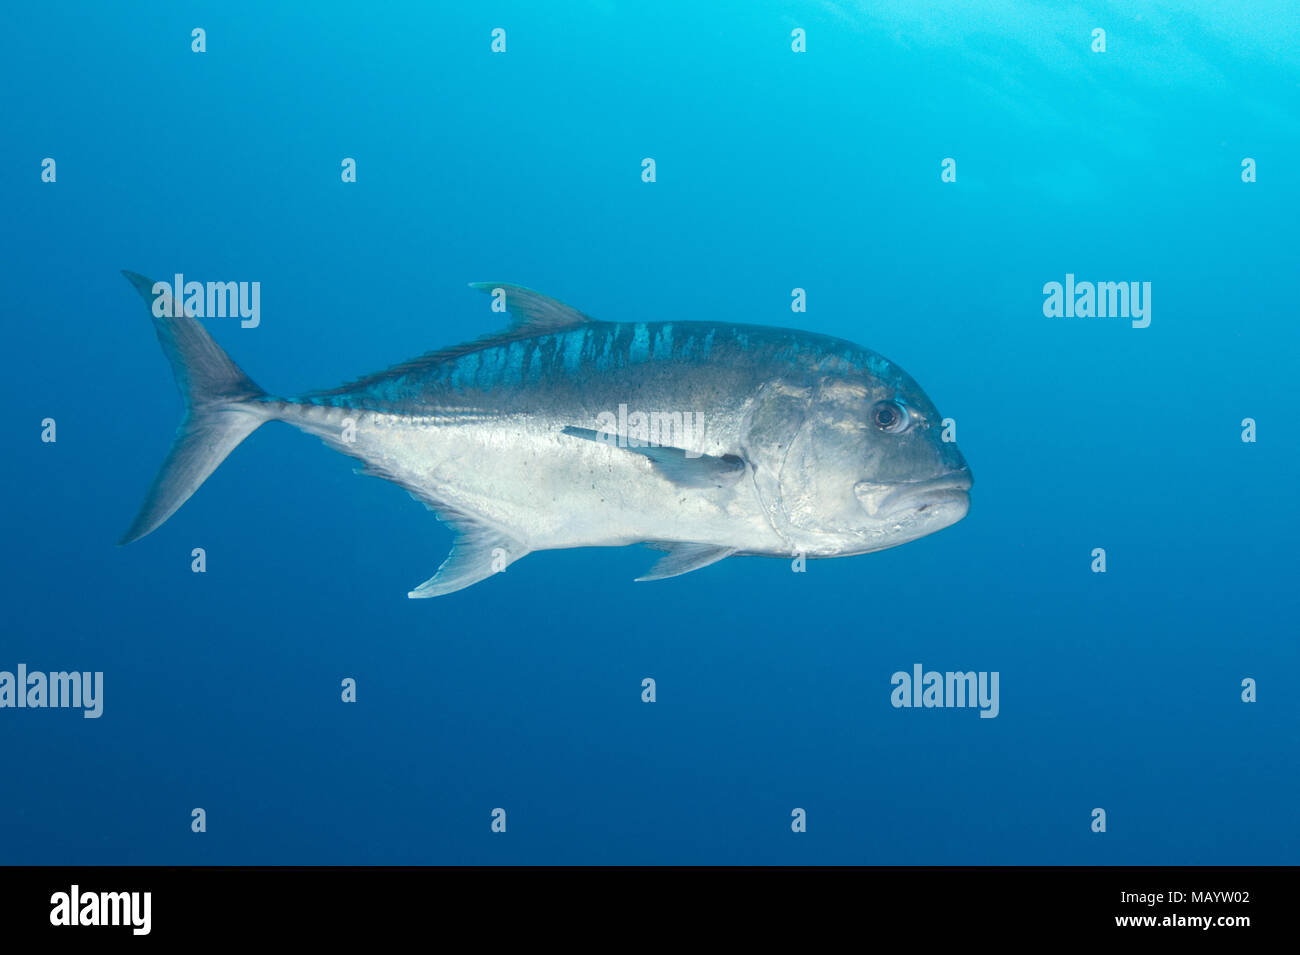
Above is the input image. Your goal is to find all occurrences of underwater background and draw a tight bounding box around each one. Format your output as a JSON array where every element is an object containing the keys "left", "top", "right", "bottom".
[{"left": 2, "top": 1, "right": 1296, "bottom": 864}]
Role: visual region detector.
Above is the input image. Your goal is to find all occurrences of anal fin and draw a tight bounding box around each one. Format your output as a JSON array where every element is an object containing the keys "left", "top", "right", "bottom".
[
  {"left": 636, "top": 542, "right": 737, "bottom": 582},
  {"left": 409, "top": 522, "right": 529, "bottom": 598}
]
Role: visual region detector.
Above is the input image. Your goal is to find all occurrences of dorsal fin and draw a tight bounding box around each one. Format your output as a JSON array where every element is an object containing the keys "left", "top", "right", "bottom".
[{"left": 469, "top": 283, "right": 593, "bottom": 334}]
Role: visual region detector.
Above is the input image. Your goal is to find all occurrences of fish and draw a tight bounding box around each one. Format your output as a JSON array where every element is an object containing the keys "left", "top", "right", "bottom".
[{"left": 119, "top": 271, "right": 972, "bottom": 597}]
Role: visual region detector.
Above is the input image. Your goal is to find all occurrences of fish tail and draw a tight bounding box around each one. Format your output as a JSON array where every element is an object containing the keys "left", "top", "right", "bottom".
[{"left": 118, "top": 270, "right": 272, "bottom": 545}]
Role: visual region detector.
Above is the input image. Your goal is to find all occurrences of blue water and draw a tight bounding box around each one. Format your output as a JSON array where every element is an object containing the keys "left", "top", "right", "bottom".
[{"left": 2, "top": 1, "right": 1296, "bottom": 865}]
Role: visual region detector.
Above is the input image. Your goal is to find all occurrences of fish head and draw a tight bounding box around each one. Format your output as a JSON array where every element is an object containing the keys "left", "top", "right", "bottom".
[{"left": 764, "top": 364, "right": 971, "bottom": 556}]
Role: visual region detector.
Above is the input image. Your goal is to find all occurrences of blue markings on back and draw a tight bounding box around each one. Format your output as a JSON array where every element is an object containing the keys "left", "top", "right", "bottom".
[
  {"left": 306, "top": 320, "right": 883, "bottom": 413},
  {"left": 629, "top": 323, "right": 651, "bottom": 364}
]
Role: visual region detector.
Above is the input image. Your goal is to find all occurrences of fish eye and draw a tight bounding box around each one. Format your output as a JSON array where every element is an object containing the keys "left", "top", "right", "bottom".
[{"left": 872, "top": 399, "right": 911, "bottom": 434}]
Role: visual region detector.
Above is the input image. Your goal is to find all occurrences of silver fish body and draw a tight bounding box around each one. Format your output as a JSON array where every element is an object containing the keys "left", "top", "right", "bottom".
[{"left": 120, "top": 276, "right": 971, "bottom": 597}]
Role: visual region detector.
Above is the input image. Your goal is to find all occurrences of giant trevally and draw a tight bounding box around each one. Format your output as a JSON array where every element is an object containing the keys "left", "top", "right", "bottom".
[{"left": 119, "top": 272, "right": 972, "bottom": 596}]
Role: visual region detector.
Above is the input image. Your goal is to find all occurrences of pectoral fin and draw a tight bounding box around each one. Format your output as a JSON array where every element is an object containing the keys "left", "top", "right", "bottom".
[
  {"left": 562, "top": 426, "right": 746, "bottom": 489},
  {"left": 636, "top": 542, "right": 737, "bottom": 582}
]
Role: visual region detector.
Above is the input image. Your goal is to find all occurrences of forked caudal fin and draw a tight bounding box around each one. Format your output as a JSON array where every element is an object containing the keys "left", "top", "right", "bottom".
[{"left": 118, "top": 271, "right": 270, "bottom": 545}]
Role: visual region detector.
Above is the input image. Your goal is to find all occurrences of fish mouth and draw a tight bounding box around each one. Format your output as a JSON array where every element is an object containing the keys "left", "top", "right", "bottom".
[
  {"left": 855, "top": 469, "right": 973, "bottom": 519},
  {"left": 901, "top": 470, "right": 972, "bottom": 515}
]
